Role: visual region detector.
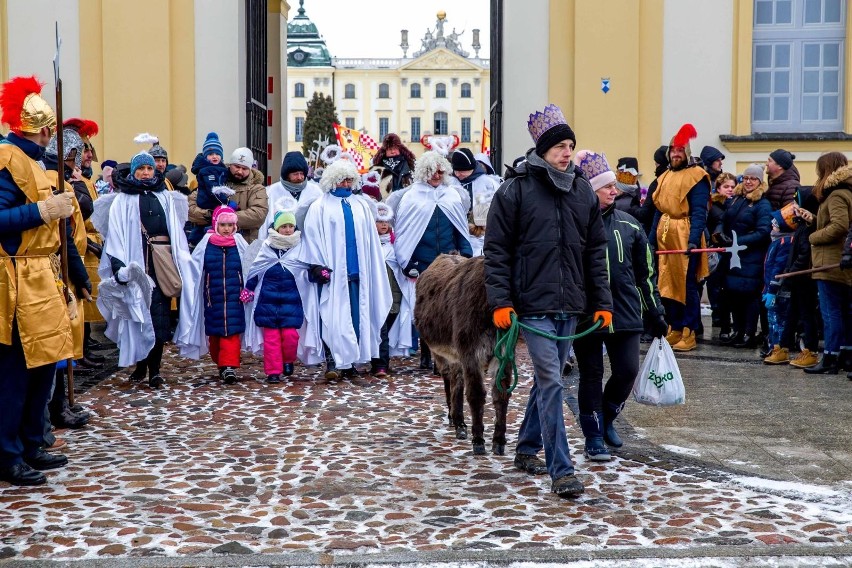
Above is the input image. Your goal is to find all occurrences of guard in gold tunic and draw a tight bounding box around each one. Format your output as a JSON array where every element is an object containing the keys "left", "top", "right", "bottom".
[
  {"left": 0, "top": 76, "right": 75, "bottom": 486},
  {"left": 648, "top": 124, "right": 711, "bottom": 352}
]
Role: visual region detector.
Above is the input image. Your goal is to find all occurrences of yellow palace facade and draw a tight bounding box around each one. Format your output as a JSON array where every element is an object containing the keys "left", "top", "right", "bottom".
[
  {"left": 0, "top": 0, "right": 291, "bottom": 179},
  {"left": 500, "top": 0, "right": 852, "bottom": 183}
]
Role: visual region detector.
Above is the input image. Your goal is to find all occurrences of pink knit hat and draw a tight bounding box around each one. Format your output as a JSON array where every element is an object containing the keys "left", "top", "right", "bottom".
[{"left": 212, "top": 205, "right": 238, "bottom": 231}]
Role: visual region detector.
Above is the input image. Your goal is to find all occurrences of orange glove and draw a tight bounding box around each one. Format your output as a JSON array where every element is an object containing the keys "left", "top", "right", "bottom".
[
  {"left": 593, "top": 310, "right": 612, "bottom": 328},
  {"left": 493, "top": 307, "right": 516, "bottom": 329}
]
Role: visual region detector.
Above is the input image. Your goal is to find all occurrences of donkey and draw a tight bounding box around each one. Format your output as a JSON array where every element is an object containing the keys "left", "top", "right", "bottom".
[{"left": 414, "top": 254, "right": 512, "bottom": 455}]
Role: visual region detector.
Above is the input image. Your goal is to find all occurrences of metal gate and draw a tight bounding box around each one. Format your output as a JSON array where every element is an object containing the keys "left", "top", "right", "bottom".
[{"left": 245, "top": 0, "right": 268, "bottom": 176}]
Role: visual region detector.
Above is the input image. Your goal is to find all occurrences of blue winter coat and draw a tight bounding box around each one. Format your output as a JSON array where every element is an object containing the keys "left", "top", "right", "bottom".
[
  {"left": 762, "top": 233, "right": 793, "bottom": 294},
  {"left": 203, "top": 242, "right": 245, "bottom": 336},
  {"left": 0, "top": 134, "right": 48, "bottom": 256},
  {"left": 245, "top": 250, "right": 304, "bottom": 329},
  {"left": 406, "top": 207, "right": 472, "bottom": 274},
  {"left": 722, "top": 186, "right": 772, "bottom": 293}
]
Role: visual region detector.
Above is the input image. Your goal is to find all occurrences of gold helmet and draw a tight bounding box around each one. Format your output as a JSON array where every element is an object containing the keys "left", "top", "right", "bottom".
[{"left": 0, "top": 76, "right": 56, "bottom": 135}]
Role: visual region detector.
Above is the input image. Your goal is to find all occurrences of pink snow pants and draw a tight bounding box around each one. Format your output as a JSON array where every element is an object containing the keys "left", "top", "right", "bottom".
[{"left": 262, "top": 327, "right": 299, "bottom": 375}]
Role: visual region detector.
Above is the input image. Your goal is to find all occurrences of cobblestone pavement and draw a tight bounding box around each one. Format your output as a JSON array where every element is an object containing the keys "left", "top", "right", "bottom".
[{"left": 1, "top": 341, "right": 851, "bottom": 565}]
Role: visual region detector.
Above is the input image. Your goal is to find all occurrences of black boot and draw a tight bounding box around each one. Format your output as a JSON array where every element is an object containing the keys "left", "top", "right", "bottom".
[
  {"left": 602, "top": 401, "right": 624, "bottom": 448},
  {"left": 324, "top": 346, "right": 338, "bottom": 379},
  {"left": 838, "top": 349, "right": 852, "bottom": 371},
  {"left": 419, "top": 343, "right": 432, "bottom": 370},
  {"left": 803, "top": 353, "right": 839, "bottom": 375},
  {"left": 578, "top": 413, "right": 611, "bottom": 462},
  {"left": 722, "top": 331, "right": 742, "bottom": 346}
]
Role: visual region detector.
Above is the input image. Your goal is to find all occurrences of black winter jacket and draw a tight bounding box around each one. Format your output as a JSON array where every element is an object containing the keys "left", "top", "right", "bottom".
[
  {"left": 597, "top": 206, "right": 663, "bottom": 332},
  {"left": 484, "top": 156, "right": 612, "bottom": 317}
]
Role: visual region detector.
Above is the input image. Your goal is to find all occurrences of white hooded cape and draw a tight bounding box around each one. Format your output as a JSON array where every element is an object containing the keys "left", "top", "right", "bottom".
[
  {"left": 393, "top": 181, "right": 472, "bottom": 270},
  {"left": 95, "top": 190, "right": 191, "bottom": 367},
  {"left": 380, "top": 236, "right": 415, "bottom": 356},
  {"left": 242, "top": 233, "right": 320, "bottom": 365},
  {"left": 174, "top": 232, "right": 249, "bottom": 359},
  {"left": 295, "top": 192, "right": 392, "bottom": 368},
  {"left": 264, "top": 179, "right": 323, "bottom": 230}
]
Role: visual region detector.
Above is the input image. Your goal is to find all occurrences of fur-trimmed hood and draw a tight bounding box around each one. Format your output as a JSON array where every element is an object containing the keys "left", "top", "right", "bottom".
[
  {"left": 734, "top": 180, "right": 767, "bottom": 202},
  {"left": 711, "top": 191, "right": 729, "bottom": 205},
  {"left": 319, "top": 159, "right": 361, "bottom": 192},
  {"left": 822, "top": 164, "right": 852, "bottom": 196},
  {"left": 413, "top": 151, "right": 453, "bottom": 185}
]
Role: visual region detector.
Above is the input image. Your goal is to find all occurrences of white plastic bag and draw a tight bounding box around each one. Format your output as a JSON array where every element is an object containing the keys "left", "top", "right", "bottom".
[{"left": 632, "top": 338, "right": 686, "bottom": 406}]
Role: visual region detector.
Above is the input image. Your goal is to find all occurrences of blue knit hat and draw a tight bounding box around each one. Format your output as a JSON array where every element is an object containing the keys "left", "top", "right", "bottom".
[
  {"left": 202, "top": 132, "right": 224, "bottom": 158},
  {"left": 281, "top": 151, "right": 309, "bottom": 180},
  {"left": 130, "top": 151, "right": 155, "bottom": 175}
]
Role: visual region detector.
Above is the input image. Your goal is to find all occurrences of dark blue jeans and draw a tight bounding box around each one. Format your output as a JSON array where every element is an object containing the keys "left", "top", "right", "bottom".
[
  {"left": 0, "top": 324, "right": 56, "bottom": 467},
  {"left": 817, "top": 280, "right": 852, "bottom": 353},
  {"left": 516, "top": 316, "right": 577, "bottom": 480},
  {"left": 662, "top": 254, "right": 702, "bottom": 331}
]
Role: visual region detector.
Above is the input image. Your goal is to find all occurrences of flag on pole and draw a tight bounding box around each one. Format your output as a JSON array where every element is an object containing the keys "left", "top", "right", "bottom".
[
  {"left": 481, "top": 121, "right": 491, "bottom": 156},
  {"left": 333, "top": 123, "right": 379, "bottom": 173}
]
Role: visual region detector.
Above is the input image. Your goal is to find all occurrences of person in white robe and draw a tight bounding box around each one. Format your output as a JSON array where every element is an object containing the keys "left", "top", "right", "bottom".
[
  {"left": 393, "top": 151, "right": 473, "bottom": 370},
  {"left": 93, "top": 151, "right": 192, "bottom": 389},
  {"left": 264, "top": 151, "right": 323, "bottom": 231},
  {"left": 295, "top": 159, "right": 392, "bottom": 379}
]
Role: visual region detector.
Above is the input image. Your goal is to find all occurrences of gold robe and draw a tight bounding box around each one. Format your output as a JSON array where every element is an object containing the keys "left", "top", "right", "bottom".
[
  {"left": 0, "top": 144, "right": 74, "bottom": 368},
  {"left": 653, "top": 167, "right": 710, "bottom": 304},
  {"left": 81, "top": 177, "right": 104, "bottom": 323}
]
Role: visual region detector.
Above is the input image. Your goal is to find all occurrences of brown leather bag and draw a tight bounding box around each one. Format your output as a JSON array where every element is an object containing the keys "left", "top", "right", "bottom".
[{"left": 142, "top": 229, "right": 182, "bottom": 298}]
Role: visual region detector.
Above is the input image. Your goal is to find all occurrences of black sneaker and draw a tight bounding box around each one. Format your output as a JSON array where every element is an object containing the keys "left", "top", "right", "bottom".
[
  {"left": 222, "top": 367, "right": 237, "bottom": 384},
  {"left": 513, "top": 453, "right": 548, "bottom": 475},
  {"left": 552, "top": 474, "right": 584, "bottom": 498},
  {"left": 266, "top": 374, "right": 281, "bottom": 384}
]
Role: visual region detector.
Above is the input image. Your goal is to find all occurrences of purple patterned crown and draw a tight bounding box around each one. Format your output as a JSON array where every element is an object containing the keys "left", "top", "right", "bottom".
[
  {"left": 574, "top": 150, "right": 617, "bottom": 190},
  {"left": 527, "top": 104, "right": 568, "bottom": 142}
]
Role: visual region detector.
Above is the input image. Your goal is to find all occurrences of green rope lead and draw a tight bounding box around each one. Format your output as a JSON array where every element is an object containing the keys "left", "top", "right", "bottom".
[{"left": 493, "top": 314, "right": 603, "bottom": 394}]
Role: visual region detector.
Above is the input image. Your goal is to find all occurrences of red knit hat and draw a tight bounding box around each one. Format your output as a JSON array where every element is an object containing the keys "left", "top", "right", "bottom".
[{"left": 212, "top": 205, "right": 238, "bottom": 231}]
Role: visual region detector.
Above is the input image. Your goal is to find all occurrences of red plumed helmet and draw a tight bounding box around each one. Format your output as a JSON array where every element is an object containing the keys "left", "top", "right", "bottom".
[
  {"left": 64, "top": 117, "right": 99, "bottom": 139},
  {"left": 0, "top": 75, "right": 45, "bottom": 131},
  {"left": 671, "top": 123, "right": 697, "bottom": 148}
]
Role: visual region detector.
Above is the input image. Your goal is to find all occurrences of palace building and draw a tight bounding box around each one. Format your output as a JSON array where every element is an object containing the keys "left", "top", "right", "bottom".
[{"left": 286, "top": 2, "right": 491, "bottom": 158}]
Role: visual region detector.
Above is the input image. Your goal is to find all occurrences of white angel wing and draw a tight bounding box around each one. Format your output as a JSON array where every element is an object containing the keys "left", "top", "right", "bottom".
[{"left": 90, "top": 192, "right": 119, "bottom": 237}]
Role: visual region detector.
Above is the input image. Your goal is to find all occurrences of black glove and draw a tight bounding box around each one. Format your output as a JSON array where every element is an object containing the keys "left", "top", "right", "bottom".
[
  {"left": 715, "top": 233, "right": 733, "bottom": 247},
  {"left": 684, "top": 242, "right": 698, "bottom": 256},
  {"left": 651, "top": 314, "right": 669, "bottom": 339},
  {"left": 841, "top": 253, "right": 852, "bottom": 270},
  {"left": 86, "top": 239, "right": 103, "bottom": 258},
  {"left": 403, "top": 266, "right": 420, "bottom": 279},
  {"left": 310, "top": 265, "right": 332, "bottom": 284}
]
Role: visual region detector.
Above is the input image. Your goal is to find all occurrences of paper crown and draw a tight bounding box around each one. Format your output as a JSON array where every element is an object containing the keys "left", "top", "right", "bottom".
[
  {"left": 0, "top": 76, "right": 56, "bottom": 134},
  {"left": 574, "top": 150, "right": 616, "bottom": 190},
  {"left": 527, "top": 104, "right": 568, "bottom": 143}
]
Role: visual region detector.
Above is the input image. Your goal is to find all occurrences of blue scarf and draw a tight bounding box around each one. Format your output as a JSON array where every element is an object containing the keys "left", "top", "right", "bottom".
[{"left": 330, "top": 187, "right": 359, "bottom": 278}]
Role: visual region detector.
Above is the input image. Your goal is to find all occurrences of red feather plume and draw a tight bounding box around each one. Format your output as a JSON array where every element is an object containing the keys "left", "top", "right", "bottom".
[
  {"left": 0, "top": 75, "right": 44, "bottom": 131},
  {"left": 64, "top": 117, "right": 99, "bottom": 138},
  {"left": 672, "top": 123, "right": 697, "bottom": 148}
]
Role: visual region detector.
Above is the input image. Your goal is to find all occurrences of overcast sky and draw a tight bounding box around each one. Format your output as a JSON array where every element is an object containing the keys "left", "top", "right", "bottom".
[{"left": 300, "top": 0, "right": 491, "bottom": 59}]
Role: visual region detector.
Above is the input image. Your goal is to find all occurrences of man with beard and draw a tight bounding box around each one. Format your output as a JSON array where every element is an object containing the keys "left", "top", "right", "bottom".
[
  {"left": 765, "top": 149, "right": 800, "bottom": 211},
  {"left": 699, "top": 145, "right": 725, "bottom": 189},
  {"left": 450, "top": 148, "right": 499, "bottom": 256},
  {"left": 188, "top": 147, "right": 268, "bottom": 242},
  {"left": 648, "top": 124, "right": 711, "bottom": 352},
  {"left": 265, "top": 151, "right": 322, "bottom": 230},
  {"left": 371, "top": 133, "right": 415, "bottom": 195}
]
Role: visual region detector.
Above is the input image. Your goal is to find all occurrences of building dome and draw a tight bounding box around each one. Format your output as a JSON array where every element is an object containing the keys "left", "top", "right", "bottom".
[{"left": 287, "top": 0, "right": 332, "bottom": 67}]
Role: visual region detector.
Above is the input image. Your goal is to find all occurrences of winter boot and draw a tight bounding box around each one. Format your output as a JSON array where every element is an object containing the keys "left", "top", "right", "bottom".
[
  {"left": 283, "top": 363, "right": 295, "bottom": 377},
  {"left": 665, "top": 326, "right": 682, "bottom": 346},
  {"left": 129, "top": 363, "right": 147, "bottom": 382},
  {"left": 838, "top": 349, "right": 852, "bottom": 371},
  {"left": 789, "top": 349, "right": 819, "bottom": 368},
  {"left": 222, "top": 367, "right": 237, "bottom": 384},
  {"left": 803, "top": 353, "right": 839, "bottom": 375},
  {"left": 324, "top": 346, "right": 339, "bottom": 379},
  {"left": 552, "top": 474, "right": 584, "bottom": 498},
  {"left": 763, "top": 345, "right": 789, "bottom": 365},
  {"left": 672, "top": 328, "right": 697, "bottom": 352},
  {"left": 579, "top": 413, "right": 611, "bottom": 462},
  {"left": 266, "top": 374, "right": 281, "bottom": 384},
  {"left": 602, "top": 401, "right": 624, "bottom": 448}
]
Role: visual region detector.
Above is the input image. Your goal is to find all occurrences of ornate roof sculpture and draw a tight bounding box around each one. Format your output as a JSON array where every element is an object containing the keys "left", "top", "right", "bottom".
[
  {"left": 412, "top": 11, "right": 470, "bottom": 58},
  {"left": 287, "top": 0, "right": 332, "bottom": 67}
]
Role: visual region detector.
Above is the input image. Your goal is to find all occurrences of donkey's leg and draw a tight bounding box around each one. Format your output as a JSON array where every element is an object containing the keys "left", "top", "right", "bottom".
[
  {"left": 436, "top": 355, "right": 453, "bottom": 423},
  {"left": 449, "top": 364, "right": 468, "bottom": 440},
  {"left": 491, "top": 359, "right": 512, "bottom": 455},
  {"left": 462, "top": 359, "right": 487, "bottom": 455}
]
